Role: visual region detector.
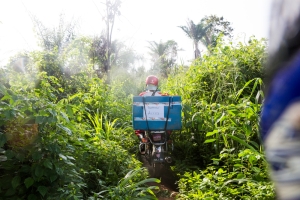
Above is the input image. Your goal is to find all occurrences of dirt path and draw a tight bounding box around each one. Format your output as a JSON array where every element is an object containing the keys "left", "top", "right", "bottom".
[{"left": 139, "top": 155, "right": 179, "bottom": 199}]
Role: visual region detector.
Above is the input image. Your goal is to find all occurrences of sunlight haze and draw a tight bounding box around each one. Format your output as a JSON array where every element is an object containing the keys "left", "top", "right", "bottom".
[{"left": 0, "top": 0, "right": 272, "bottom": 66}]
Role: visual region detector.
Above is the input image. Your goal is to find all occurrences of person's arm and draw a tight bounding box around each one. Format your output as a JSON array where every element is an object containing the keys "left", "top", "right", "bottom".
[
  {"left": 139, "top": 92, "right": 146, "bottom": 96},
  {"left": 158, "top": 91, "right": 169, "bottom": 96}
]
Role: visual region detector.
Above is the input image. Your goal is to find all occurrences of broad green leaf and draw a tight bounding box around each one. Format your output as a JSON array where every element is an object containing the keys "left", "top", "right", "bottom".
[
  {"left": 249, "top": 155, "right": 257, "bottom": 165},
  {"left": 35, "top": 116, "right": 46, "bottom": 124},
  {"left": 0, "top": 84, "right": 6, "bottom": 93},
  {"left": 5, "top": 150, "right": 15, "bottom": 159},
  {"left": 5, "top": 188, "right": 16, "bottom": 196},
  {"left": 24, "top": 177, "right": 34, "bottom": 188},
  {"left": 35, "top": 166, "right": 44, "bottom": 178},
  {"left": 32, "top": 151, "right": 42, "bottom": 160},
  {"left": 234, "top": 164, "right": 243, "bottom": 168},
  {"left": 66, "top": 105, "right": 74, "bottom": 118},
  {"left": 47, "top": 144, "right": 60, "bottom": 153},
  {"left": 218, "top": 168, "right": 225, "bottom": 174},
  {"left": 66, "top": 156, "right": 75, "bottom": 160},
  {"left": 57, "top": 124, "right": 72, "bottom": 135},
  {"left": 16, "top": 153, "right": 25, "bottom": 162},
  {"left": 59, "top": 153, "right": 67, "bottom": 161},
  {"left": 47, "top": 116, "right": 57, "bottom": 123},
  {"left": 20, "top": 165, "right": 31, "bottom": 173},
  {"left": 60, "top": 111, "right": 70, "bottom": 123},
  {"left": 0, "top": 133, "right": 7, "bottom": 147},
  {"left": 237, "top": 173, "right": 245, "bottom": 179},
  {"left": 65, "top": 160, "right": 74, "bottom": 166},
  {"left": 28, "top": 194, "right": 38, "bottom": 200},
  {"left": 50, "top": 175, "right": 58, "bottom": 182},
  {"left": 204, "top": 139, "right": 216, "bottom": 143},
  {"left": 43, "top": 159, "right": 53, "bottom": 169},
  {"left": 0, "top": 155, "right": 7, "bottom": 162},
  {"left": 37, "top": 186, "right": 48, "bottom": 197},
  {"left": 252, "top": 167, "right": 261, "bottom": 173},
  {"left": 12, "top": 176, "right": 21, "bottom": 189},
  {"left": 47, "top": 108, "right": 57, "bottom": 117},
  {"left": 206, "top": 130, "right": 218, "bottom": 137},
  {"left": 56, "top": 167, "right": 64, "bottom": 175}
]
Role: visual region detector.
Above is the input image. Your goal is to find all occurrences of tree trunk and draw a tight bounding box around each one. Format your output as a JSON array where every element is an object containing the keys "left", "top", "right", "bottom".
[
  {"left": 106, "top": 0, "right": 111, "bottom": 84},
  {"left": 194, "top": 42, "right": 201, "bottom": 59}
]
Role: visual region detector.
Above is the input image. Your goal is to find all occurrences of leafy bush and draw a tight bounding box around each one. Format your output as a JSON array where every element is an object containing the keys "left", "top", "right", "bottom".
[
  {"left": 177, "top": 148, "right": 275, "bottom": 199},
  {"left": 164, "top": 37, "right": 266, "bottom": 104},
  {"left": 99, "top": 168, "right": 159, "bottom": 200},
  {"left": 163, "top": 37, "right": 266, "bottom": 167},
  {"left": 0, "top": 34, "right": 274, "bottom": 199},
  {"left": 162, "top": 38, "right": 274, "bottom": 198},
  {"left": 0, "top": 70, "right": 154, "bottom": 199}
]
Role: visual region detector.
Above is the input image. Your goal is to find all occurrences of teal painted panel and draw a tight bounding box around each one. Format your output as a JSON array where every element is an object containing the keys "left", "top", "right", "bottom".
[{"left": 132, "top": 96, "right": 182, "bottom": 130}]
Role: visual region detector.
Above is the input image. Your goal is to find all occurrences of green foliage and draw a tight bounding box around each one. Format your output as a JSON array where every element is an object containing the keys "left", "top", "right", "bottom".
[
  {"left": 29, "top": 49, "right": 96, "bottom": 100},
  {"left": 0, "top": 91, "right": 84, "bottom": 199},
  {"left": 163, "top": 38, "right": 266, "bottom": 167},
  {"left": 162, "top": 38, "right": 274, "bottom": 198},
  {"left": 32, "top": 13, "right": 76, "bottom": 52},
  {"left": 177, "top": 149, "right": 274, "bottom": 199},
  {"left": 100, "top": 168, "right": 160, "bottom": 200},
  {"left": 200, "top": 15, "right": 234, "bottom": 48},
  {"left": 0, "top": 68, "right": 154, "bottom": 199},
  {"left": 164, "top": 37, "right": 266, "bottom": 104},
  {"left": 88, "top": 110, "right": 114, "bottom": 140},
  {"left": 0, "top": 23, "right": 274, "bottom": 199},
  {"left": 148, "top": 40, "right": 178, "bottom": 78},
  {"left": 178, "top": 19, "right": 212, "bottom": 58}
]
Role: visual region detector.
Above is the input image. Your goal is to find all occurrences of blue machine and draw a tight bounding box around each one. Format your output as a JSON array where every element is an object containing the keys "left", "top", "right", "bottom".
[{"left": 132, "top": 96, "right": 182, "bottom": 130}]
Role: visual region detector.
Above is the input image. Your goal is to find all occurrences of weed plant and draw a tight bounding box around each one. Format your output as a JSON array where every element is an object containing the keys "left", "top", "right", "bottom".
[
  {"left": 0, "top": 36, "right": 274, "bottom": 199},
  {"left": 163, "top": 37, "right": 274, "bottom": 199},
  {"left": 0, "top": 67, "right": 156, "bottom": 199}
]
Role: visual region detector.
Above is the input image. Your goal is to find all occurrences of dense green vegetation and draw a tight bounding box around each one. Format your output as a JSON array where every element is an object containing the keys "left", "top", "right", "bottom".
[
  {"left": 0, "top": 63, "right": 158, "bottom": 199},
  {"left": 0, "top": 2, "right": 275, "bottom": 198},
  {"left": 0, "top": 35, "right": 275, "bottom": 199},
  {"left": 164, "top": 38, "right": 274, "bottom": 199}
]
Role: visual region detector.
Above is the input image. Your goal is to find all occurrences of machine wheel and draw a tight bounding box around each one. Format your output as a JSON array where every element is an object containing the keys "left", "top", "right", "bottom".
[
  {"left": 151, "top": 149, "right": 163, "bottom": 178},
  {"left": 145, "top": 144, "right": 152, "bottom": 165},
  {"left": 151, "top": 162, "right": 162, "bottom": 178}
]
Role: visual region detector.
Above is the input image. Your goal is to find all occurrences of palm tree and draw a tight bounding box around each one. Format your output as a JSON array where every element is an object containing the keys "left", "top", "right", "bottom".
[
  {"left": 178, "top": 19, "right": 211, "bottom": 59},
  {"left": 147, "top": 40, "right": 177, "bottom": 78},
  {"left": 200, "top": 15, "right": 233, "bottom": 49}
]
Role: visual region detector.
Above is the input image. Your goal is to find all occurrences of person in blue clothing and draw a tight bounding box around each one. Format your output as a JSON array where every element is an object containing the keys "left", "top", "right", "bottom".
[{"left": 260, "top": 0, "right": 300, "bottom": 199}]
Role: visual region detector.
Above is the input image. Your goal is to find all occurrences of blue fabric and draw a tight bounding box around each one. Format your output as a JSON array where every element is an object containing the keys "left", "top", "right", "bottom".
[{"left": 260, "top": 53, "right": 300, "bottom": 140}]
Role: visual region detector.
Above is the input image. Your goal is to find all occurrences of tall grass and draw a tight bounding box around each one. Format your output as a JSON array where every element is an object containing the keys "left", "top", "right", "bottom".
[
  {"left": 101, "top": 168, "right": 160, "bottom": 199},
  {"left": 87, "top": 109, "right": 119, "bottom": 141}
]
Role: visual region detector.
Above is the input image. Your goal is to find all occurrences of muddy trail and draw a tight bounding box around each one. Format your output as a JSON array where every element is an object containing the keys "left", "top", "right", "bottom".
[{"left": 138, "top": 155, "right": 179, "bottom": 199}]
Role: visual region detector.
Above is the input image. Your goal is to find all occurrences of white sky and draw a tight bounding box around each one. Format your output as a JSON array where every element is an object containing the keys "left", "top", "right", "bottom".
[{"left": 0, "top": 0, "right": 272, "bottom": 67}]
